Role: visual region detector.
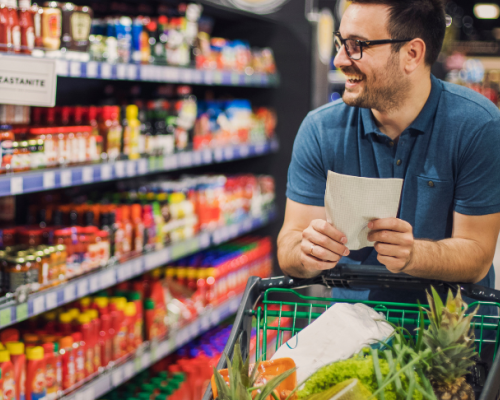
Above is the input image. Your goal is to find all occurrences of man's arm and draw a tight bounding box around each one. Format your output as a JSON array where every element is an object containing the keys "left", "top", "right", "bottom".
[
  {"left": 277, "top": 199, "right": 349, "bottom": 279},
  {"left": 368, "top": 212, "right": 500, "bottom": 283}
]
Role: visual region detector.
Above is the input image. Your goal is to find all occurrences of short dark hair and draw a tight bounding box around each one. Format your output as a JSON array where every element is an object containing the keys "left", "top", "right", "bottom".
[{"left": 351, "top": 0, "right": 446, "bottom": 66}]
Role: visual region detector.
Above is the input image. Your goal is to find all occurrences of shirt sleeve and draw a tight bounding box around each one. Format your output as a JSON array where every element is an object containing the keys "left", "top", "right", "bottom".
[
  {"left": 454, "top": 118, "right": 500, "bottom": 215},
  {"left": 286, "top": 113, "right": 327, "bottom": 206}
]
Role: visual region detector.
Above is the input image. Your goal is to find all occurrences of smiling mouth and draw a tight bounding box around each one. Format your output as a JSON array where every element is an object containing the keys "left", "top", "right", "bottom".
[{"left": 345, "top": 74, "right": 364, "bottom": 84}]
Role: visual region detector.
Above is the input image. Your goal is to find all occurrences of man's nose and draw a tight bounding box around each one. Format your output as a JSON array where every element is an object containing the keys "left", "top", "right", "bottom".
[{"left": 333, "top": 44, "right": 353, "bottom": 69}]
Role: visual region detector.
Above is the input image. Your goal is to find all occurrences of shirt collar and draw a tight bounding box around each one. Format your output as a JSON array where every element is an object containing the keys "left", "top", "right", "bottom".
[{"left": 361, "top": 74, "right": 443, "bottom": 136}]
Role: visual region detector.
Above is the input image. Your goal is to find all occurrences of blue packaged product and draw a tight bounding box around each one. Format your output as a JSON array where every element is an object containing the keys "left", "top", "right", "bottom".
[
  {"left": 132, "top": 18, "right": 143, "bottom": 63},
  {"left": 116, "top": 16, "right": 132, "bottom": 63}
]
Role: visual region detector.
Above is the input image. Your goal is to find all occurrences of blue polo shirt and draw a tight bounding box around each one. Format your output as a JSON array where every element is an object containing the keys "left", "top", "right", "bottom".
[{"left": 286, "top": 75, "right": 500, "bottom": 305}]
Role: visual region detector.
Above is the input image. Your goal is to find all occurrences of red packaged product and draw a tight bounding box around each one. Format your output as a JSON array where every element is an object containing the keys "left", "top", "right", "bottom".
[
  {"left": 25, "top": 346, "right": 45, "bottom": 400},
  {"left": 99, "top": 313, "right": 113, "bottom": 367},
  {"left": 5, "top": 342, "right": 25, "bottom": 400},
  {"left": 77, "top": 314, "right": 94, "bottom": 377},
  {"left": 0, "top": 349, "right": 15, "bottom": 400},
  {"left": 71, "top": 332, "right": 85, "bottom": 383},
  {"left": 41, "top": 342, "right": 58, "bottom": 399},
  {"left": 59, "top": 336, "right": 75, "bottom": 390}
]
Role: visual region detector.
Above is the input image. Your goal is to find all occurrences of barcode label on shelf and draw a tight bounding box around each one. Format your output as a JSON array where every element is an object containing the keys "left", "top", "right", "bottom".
[
  {"left": 82, "top": 166, "right": 93, "bottom": 183},
  {"left": 45, "top": 292, "right": 57, "bottom": 310},
  {"left": 10, "top": 177, "right": 23, "bottom": 194},
  {"left": 242, "top": 218, "right": 253, "bottom": 233},
  {"left": 199, "top": 233, "right": 210, "bottom": 249},
  {"left": 115, "top": 161, "right": 125, "bottom": 177},
  {"left": 117, "top": 64, "right": 126, "bottom": 79},
  {"left": 0, "top": 308, "right": 11, "bottom": 327},
  {"left": 127, "top": 64, "right": 137, "bottom": 80},
  {"left": 101, "top": 270, "right": 116, "bottom": 287},
  {"left": 111, "top": 367, "right": 124, "bottom": 387},
  {"left": 126, "top": 161, "right": 136, "bottom": 176},
  {"left": 132, "top": 258, "right": 143, "bottom": 276},
  {"left": 229, "top": 224, "right": 239, "bottom": 238},
  {"left": 163, "top": 155, "right": 177, "bottom": 170},
  {"left": 204, "top": 70, "right": 214, "bottom": 84},
  {"left": 138, "top": 159, "right": 148, "bottom": 175},
  {"left": 224, "top": 147, "right": 234, "bottom": 160},
  {"left": 77, "top": 279, "right": 88, "bottom": 297},
  {"left": 101, "top": 63, "right": 112, "bottom": 79},
  {"left": 89, "top": 275, "right": 100, "bottom": 293},
  {"left": 86, "top": 61, "right": 98, "bottom": 78},
  {"left": 117, "top": 263, "right": 132, "bottom": 282},
  {"left": 61, "top": 170, "right": 72, "bottom": 186},
  {"left": 101, "top": 164, "right": 112, "bottom": 180},
  {"left": 210, "top": 308, "right": 221, "bottom": 325},
  {"left": 16, "top": 303, "right": 28, "bottom": 322},
  {"left": 33, "top": 296, "right": 45, "bottom": 315},
  {"left": 55, "top": 59, "right": 68, "bottom": 75},
  {"left": 255, "top": 143, "right": 265, "bottom": 154},
  {"left": 157, "top": 341, "right": 169, "bottom": 359},
  {"left": 214, "top": 148, "right": 223, "bottom": 162},
  {"left": 200, "top": 315, "right": 211, "bottom": 331},
  {"left": 239, "top": 145, "right": 250, "bottom": 158},
  {"left": 141, "top": 352, "right": 151, "bottom": 369},
  {"left": 43, "top": 171, "right": 55, "bottom": 189},
  {"left": 70, "top": 61, "right": 81, "bottom": 77},
  {"left": 202, "top": 149, "right": 212, "bottom": 163},
  {"left": 124, "top": 362, "right": 135, "bottom": 380},
  {"left": 192, "top": 151, "right": 202, "bottom": 165},
  {"left": 64, "top": 284, "right": 76, "bottom": 302},
  {"left": 230, "top": 298, "right": 239, "bottom": 312}
]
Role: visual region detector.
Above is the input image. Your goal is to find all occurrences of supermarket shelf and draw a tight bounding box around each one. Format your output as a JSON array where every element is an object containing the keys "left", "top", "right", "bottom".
[
  {"left": 51, "top": 57, "right": 279, "bottom": 87},
  {"left": 0, "top": 139, "right": 279, "bottom": 196},
  {"left": 0, "top": 208, "right": 276, "bottom": 329},
  {"left": 61, "top": 293, "right": 243, "bottom": 400}
]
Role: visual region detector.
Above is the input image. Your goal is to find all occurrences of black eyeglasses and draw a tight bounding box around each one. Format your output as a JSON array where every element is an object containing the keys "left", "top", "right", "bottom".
[{"left": 334, "top": 31, "right": 413, "bottom": 60}]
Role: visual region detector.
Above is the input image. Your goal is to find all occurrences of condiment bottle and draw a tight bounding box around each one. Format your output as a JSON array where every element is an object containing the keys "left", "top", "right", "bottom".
[
  {"left": 71, "top": 332, "right": 85, "bottom": 383},
  {"left": 0, "top": 350, "right": 15, "bottom": 400},
  {"left": 25, "top": 346, "right": 46, "bottom": 400},
  {"left": 85, "top": 309, "right": 101, "bottom": 372},
  {"left": 98, "top": 106, "right": 122, "bottom": 162},
  {"left": 77, "top": 314, "right": 93, "bottom": 377},
  {"left": 69, "top": 4, "right": 92, "bottom": 52},
  {"left": 41, "top": 2, "right": 61, "bottom": 50},
  {"left": 18, "top": 0, "right": 34, "bottom": 54},
  {"left": 0, "top": 125, "right": 14, "bottom": 173},
  {"left": 58, "top": 312, "right": 73, "bottom": 336},
  {"left": 6, "top": 0, "right": 19, "bottom": 53},
  {"left": 5, "top": 342, "right": 25, "bottom": 400},
  {"left": 0, "top": 2, "right": 12, "bottom": 52},
  {"left": 59, "top": 336, "right": 75, "bottom": 390},
  {"left": 41, "top": 343, "right": 57, "bottom": 399},
  {"left": 99, "top": 313, "right": 113, "bottom": 367}
]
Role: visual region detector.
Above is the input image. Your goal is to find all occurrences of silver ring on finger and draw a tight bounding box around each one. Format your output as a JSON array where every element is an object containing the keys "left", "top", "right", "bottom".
[{"left": 310, "top": 244, "right": 315, "bottom": 256}]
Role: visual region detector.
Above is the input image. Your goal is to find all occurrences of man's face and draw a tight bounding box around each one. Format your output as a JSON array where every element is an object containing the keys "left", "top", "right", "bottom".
[{"left": 334, "top": 3, "right": 410, "bottom": 113}]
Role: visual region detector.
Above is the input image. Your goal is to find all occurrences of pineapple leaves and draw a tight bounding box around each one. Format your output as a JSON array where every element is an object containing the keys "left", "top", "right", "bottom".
[
  {"left": 213, "top": 366, "right": 231, "bottom": 400},
  {"left": 254, "top": 367, "right": 297, "bottom": 400},
  {"left": 430, "top": 286, "right": 444, "bottom": 327}
]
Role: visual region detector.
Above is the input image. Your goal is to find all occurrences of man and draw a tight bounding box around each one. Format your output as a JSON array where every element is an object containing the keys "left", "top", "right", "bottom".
[{"left": 278, "top": 0, "right": 500, "bottom": 304}]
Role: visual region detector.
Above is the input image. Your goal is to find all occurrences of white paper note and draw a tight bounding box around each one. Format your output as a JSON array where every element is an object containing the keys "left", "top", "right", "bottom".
[{"left": 324, "top": 171, "right": 403, "bottom": 250}]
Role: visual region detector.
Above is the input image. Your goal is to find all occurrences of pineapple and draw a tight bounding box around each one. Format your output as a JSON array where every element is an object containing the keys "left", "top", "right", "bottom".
[
  {"left": 212, "top": 342, "right": 296, "bottom": 400},
  {"left": 423, "top": 287, "right": 478, "bottom": 400}
]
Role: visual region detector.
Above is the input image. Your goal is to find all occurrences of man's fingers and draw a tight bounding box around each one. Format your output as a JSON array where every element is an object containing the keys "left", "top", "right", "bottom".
[
  {"left": 311, "top": 219, "right": 347, "bottom": 244},
  {"left": 303, "top": 227, "right": 350, "bottom": 257},
  {"left": 374, "top": 242, "right": 411, "bottom": 260},
  {"left": 368, "top": 218, "right": 412, "bottom": 233},
  {"left": 301, "top": 239, "right": 343, "bottom": 262},
  {"left": 368, "top": 230, "right": 412, "bottom": 246},
  {"left": 300, "top": 252, "right": 338, "bottom": 271}
]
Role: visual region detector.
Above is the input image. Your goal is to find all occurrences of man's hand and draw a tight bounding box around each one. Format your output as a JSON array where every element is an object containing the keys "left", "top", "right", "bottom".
[
  {"left": 299, "top": 219, "right": 350, "bottom": 274},
  {"left": 367, "top": 218, "right": 414, "bottom": 273}
]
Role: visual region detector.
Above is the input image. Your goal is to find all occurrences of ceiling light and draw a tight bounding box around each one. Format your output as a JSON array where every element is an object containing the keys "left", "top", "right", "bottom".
[{"left": 474, "top": 3, "right": 500, "bottom": 19}]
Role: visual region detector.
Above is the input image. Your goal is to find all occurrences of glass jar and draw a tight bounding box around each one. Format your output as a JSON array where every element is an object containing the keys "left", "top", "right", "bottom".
[
  {"left": 0, "top": 125, "right": 14, "bottom": 174},
  {"left": 55, "top": 244, "right": 67, "bottom": 281},
  {"left": 6, "top": 256, "right": 30, "bottom": 292}
]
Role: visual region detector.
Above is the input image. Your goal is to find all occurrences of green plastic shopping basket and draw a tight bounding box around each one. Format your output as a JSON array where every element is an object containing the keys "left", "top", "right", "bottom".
[{"left": 202, "top": 265, "right": 500, "bottom": 400}]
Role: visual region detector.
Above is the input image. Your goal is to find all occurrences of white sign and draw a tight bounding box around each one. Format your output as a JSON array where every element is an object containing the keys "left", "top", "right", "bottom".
[{"left": 0, "top": 55, "right": 57, "bottom": 106}]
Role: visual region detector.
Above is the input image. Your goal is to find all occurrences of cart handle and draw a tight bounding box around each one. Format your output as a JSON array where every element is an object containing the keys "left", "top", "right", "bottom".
[{"left": 258, "top": 264, "right": 500, "bottom": 303}]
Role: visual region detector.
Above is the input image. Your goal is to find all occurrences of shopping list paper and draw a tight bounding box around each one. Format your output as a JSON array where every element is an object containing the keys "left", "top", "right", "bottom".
[{"left": 324, "top": 171, "right": 404, "bottom": 251}]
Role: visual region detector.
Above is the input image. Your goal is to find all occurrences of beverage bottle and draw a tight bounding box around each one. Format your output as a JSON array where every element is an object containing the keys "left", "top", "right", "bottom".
[
  {"left": 99, "top": 211, "right": 116, "bottom": 259},
  {"left": 71, "top": 332, "right": 85, "bottom": 383},
  {"left": 131, "top": 204, "right": 144, "bottom": 255},
  {"left": 144, "top": 298, "right": 157, "bottom": 341},
  {"left": 98, "top": 106, "right": 122, "bottom": 162},
  {"left": 0, "top": 2, "right": 12, "bottom": 52},
  {"left": 113, "top": 207, "right": 125, "bottom": 260},
  {"left": 120, "top": 206, "right": 133, "bottom": 260},
  {"left": 99, "top": 313, "right": 113, "bottom": 367},
  {"left": 124, "top": 302, "right": 137, "bottom": 353},
  {"left": 18, "top": 0, "right": 34, "bottom": 54},
  {"left": 110, "top": 297, "right": 127, "bottom": 359},
  {"left": 25, "top": 347, "right": 46, "bottom": 400},
  {"left": 41, "top": 343, "right": 57, "bottom": 400},
  {"left": 85, "top": 309, "right": 101, "bottom": 372},
  {"left": 6, "top": 0, "right": 20, "bottom": 53},
  {"left": 0, "top": 350, "right": 15, "bottom": 400},
  {"left": 124, "top": 105, "right": 140, "bottom": 160},
  {"left": 128, "top": 291, "right": 143, "bottom": 346},
  {"left": 5, "top": 342, "right": 24, "bottom": 400},
  {"left": 59, "top": 336, "right": 75, "bottom": 390},
  {"left": 77, "top": 314, "right": 93, "bottom": 377}
]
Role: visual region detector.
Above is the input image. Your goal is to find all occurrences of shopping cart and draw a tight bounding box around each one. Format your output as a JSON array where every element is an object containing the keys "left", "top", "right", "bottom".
[{"left": 202, "top": 264, "right": 500, "bottom": 400}]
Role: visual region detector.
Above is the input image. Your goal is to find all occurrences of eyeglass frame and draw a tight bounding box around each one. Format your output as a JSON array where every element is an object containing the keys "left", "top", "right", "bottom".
[{"left": 334, "top": 31, "right": 414, "bottom": 60}]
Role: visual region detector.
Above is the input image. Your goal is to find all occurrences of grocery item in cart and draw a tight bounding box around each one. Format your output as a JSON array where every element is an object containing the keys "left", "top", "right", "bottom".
[{"left": 271, "top": 303, "right": 393, "bottom": 383}]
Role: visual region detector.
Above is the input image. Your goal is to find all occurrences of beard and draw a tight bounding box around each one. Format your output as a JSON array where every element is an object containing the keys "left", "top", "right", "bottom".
[{"left": 342, "top": 52, "right": 411, "bottom": 113}]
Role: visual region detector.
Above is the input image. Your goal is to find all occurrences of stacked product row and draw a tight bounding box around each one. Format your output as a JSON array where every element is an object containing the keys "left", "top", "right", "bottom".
[
  {"left": 0, "top": 0, "right": 276, "bottom": 73},
  {"left": 0, "top": 95, "right": 276, "bottom": 172},
  {"left": 0, "top": 236, "right": 273, "bottom": 399},
  {"left": 0, "top": 174, "right": 275, "bottom": 295}
]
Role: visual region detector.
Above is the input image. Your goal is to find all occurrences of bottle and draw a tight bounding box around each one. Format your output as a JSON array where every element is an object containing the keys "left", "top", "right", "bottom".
[
  {"left": 99, "top": 106, "right": 122, "bottom": 162},
  {"left": 5, "top": 342, "right": 25, "bottom": 400},
  {"left": 71, "top": 332, "right": 85, "bottom": 383},
  {"left": 18, "top": 0, "right": 34, "bottom": 54},
  {"left": 110, "top": 297, "right": 127, "bottom": 359},
  {"left": 0, "top": 329, "right": 19, "bottom": 343},
  {"left": 128, "top": 291, "right": 143, "bottom": 347},
  {"left": 144, "top": 298, "right": 157, "bottom": 341},
  {"left": 31, "top": 2, "right": 43, "bottom": 48},
  {"left": 0, "top": 350, "right": 15, "bottom": 400},
  {"left": 85, "top": 309, "right": 101, "bottom": 372},
  {"left": 131, "top": 204, "right": 144, "bottom": 256},
  {"left": 6, "top": 0, "right": 19, "bottom": 53},
  {"left": 58, "top": 312, "right": 73, "bottom": 336},
  {"left": 123, "top": 302, "right": 137, "bottom": 352},
  {"left": 77, "top": 314, "right": 93, "bottom": 377},
  {"left": 41, "top": 343, "right": 57, "bottom": 400},
  {"left": 99, "top": 313, "right": 112, "bottom": 367},
  {"left": 59, "top": 336, "right": 75, "bottom": 390},
  {"left": 120, "top": 206, "right": 133, "bottom": 259},
  {"left": 0, "top": 2, "right": 12, "bottom": 52},
  {"left": 124, "top": 105, "right": 140, "bottom": 160},
  {"left": 25, "top": 347, "right": 46, "bottom": 400},
  {"left": 41, "top": 2, "right": 61, "bottom": 50}
]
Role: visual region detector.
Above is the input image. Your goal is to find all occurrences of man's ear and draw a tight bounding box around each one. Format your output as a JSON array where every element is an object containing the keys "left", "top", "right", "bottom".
[{"left": 402, "top": 38, "right": 426, "bottom": 74}]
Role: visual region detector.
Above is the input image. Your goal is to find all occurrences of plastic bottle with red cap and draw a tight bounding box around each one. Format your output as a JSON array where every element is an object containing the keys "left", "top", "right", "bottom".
[
  {"left": 0, "top": 349, "right": 15, "bottom": 400},
  {"left": 41, "top": 342, "right": 57, "bottom": 400},
  {"left": 5, "top": 342, "right": 25, "bottom": 400},
  {"left": 59, "top": 336, "right": 75, "bottom": 390},
  {"left": 71, "top": 332, "right": 85, "bottom": 383},
  {"left": 25, "top": 346, "right": 45, "bottom": 400},
  {"left": 77, "top": 313, "right": 93, "bottom": 377}
]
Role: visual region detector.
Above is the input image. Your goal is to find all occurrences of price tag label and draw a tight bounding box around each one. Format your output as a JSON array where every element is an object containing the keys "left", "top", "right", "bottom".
[
  {"left": 214, "top": 71, "right": 222, "bottom": 84},
  {"left": 101, "top": 164, "right": 112, "bottom": 180},
  {"left": 33, "top": 296, "right": 45, "bottom": 315},
  {"left": 64, "top": 284, "right": 76, "bottom": 302},
  {"left": 127, "top": 64, "right": 137, "bottom": 80},
  {"left": 117, "top": 263, "right": 132, "bottom": 282},
  {"left": 181, "top": 69, "right": 192, "bottom": 82},
  {"left": 10, "top": 177, "right": 23, "bottom": 194},
  {"left": 70, "top": 61, "right": 81, "bottom": 77},
  {"left": 124, "top": 362, "right": 134, "bottom": 380},
  {"left": 157, "top": 341, "right": 169, "bottom": 359},
  {"left": 163, "top": 155, "right": 178, "bottom": 170},
  {"left": 239, "top": 145, "right": 250, "bottom": 158},
  {"left": 102, "top": 270, "right": 116, "bottom": 288},
  {"left": 224, "top": 147, "right": 234, "bottom": 160},
  {"left": 138, "top": 159, "right": 148, "bottom": 175},
  {"left": 212, "top": 230, "right": 221, "bottom": 245},
  {"left": 141, "top": 352, "right": 151, "bottom": 368},
  {"left": 101, "top": 63, "right": 112, "bottom": 79},
  {"left": 45, "top": 292, "right": 57, "bottom": 310},
  {"left": 84, "top": 387, "right": 95, "bottom": 400},
  {"left": 82, "top": 166, "right": 93, "bottom": 183},
  {"left": 43, "top": 171, "right": 55, "bottom": 189},
  {"left": 89, "top": 275, "right": 100, "bottom": 293},
  {"left": 214, "top": 148, "right": 223, "bottom": 162},
  {"left": 231, "top": 72, "right": 239, "bottom": 85},
  {"left": 132, "top": 258, "right": 143, "bottom": 276},
  {"left": 188, "top": 322, "right": 199, "bottom": 338},
  {"left": 255, "top": 143, "right": 265, "bottom": 154},
  {"left": 115, "top": 161, "right": 125, "bottom": 177},
  {"left": 209, "top": 308, "right": 221, "bottom": 325},
  {"left": 202, "top": 149, "right": 212, "bottom": 163},
  {"left": 229, "top": 224, "right": 239, "bottom": 238},
  {"left": 55, "top": 59, "right": 68, "bottom": 75},
  {"left": 0, "top": 308, "right": 11, "bottom": 327},
  {"left": 16, "top": 303, "right": 28, "bottom": 322},
  {"left": 134, "top": 355, "right": 142, "bottom": 372},
  {"left": 192, "top": 151, "right": 202, "bottom": 165},
  {"left": 126, "top": 161, "right": 136, "bottom": 176},
  {"left": 171, "top": 243, "right": 187, "bottom": 260},
  {"left": 179, "top": 152, "right": 191, "bottom": 167},
  {"left": 116, "top": 64, "right": 126, "bottom": 79},
  {"left": 204, "top": 70, "right": 214, "bottom": 84},
  {"left": 86, "top": 61, "right": 98, "bottom": 78},
  {"left": 200, "top": 315, "right": 211, "bottom": 331},
  {"left": 164, "top": 67, "right": 180, "bottom": 81},
  {"left": 61, "top": 170, "right": 72, "bottom": 187},
  {"left": 111, "top": 367, "right": 124, "bottom": 387},
  {"left": 77, "top": 279, "right": 88, "bottom": 297},
  {"left": 242, "top": 218, "right": 253, "bottom": 233},
  {"left": 193, "top": 70, "right": 202, "bottom": 83},
  {"left": 230, "top": 297, "right": 240, "bottom": 312}
]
